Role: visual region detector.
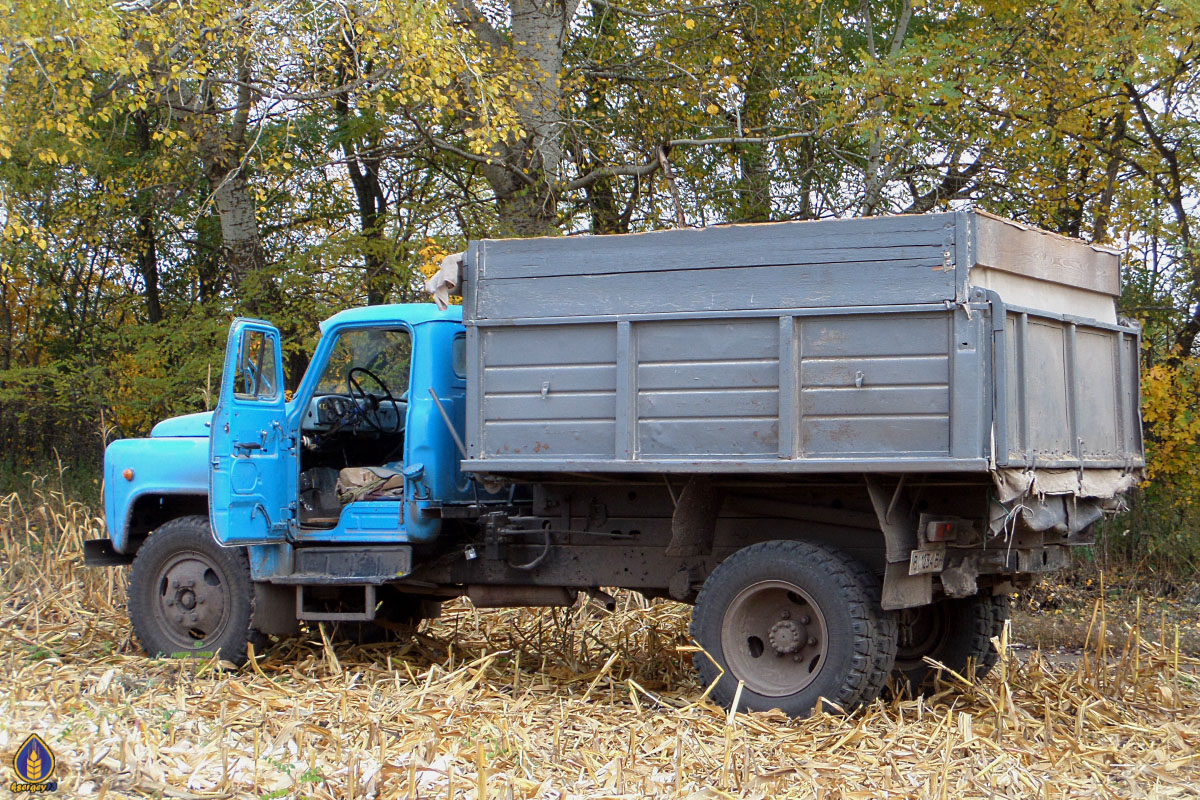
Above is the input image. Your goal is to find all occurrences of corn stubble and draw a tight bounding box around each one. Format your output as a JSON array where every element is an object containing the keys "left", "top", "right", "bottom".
[{"left": 1, "top": 478, "right": 1198, "bottom": 799}]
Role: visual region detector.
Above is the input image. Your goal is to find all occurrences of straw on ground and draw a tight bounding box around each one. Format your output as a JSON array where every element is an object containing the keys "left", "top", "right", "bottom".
[{"left": 1, "top": 477, "right": 1198, "bottom": 799}]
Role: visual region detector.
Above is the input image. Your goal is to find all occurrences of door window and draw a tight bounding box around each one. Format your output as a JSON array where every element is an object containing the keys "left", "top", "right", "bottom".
[{"left": 234, "top": 329, "right": 280, "bottom": 400}]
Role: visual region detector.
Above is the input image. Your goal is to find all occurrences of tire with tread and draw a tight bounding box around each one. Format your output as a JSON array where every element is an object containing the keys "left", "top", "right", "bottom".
[
  {"left": 892, "top": 593, "right": 1010, "bottom": 694},
  {"left": 690, "top": 539, "right": 897, "bottom": 717},
  {"left": 128, "top": 515, "right": 262, "bottom": 665}
]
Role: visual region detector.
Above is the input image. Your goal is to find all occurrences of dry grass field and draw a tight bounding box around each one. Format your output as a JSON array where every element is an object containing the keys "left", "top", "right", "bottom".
[{"left": 2, "top": 476, "right": 1198, "bottom": 799}]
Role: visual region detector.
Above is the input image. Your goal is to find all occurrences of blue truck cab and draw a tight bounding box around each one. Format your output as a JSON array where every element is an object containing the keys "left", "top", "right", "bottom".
[
  {"left": 91, "top": 304, "right": 474, "bottom": 653},
  {"left": 101, "top": 304, "right": 469, "bottom": 556}
]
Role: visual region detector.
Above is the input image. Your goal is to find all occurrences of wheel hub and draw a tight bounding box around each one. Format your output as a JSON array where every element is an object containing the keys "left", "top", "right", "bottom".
[
  {"left": 768, "top": 619, "right": 806, "bottom": 654},
  {"left": 720, "top": 580, "right": 829, "bottom": 697},
  {"left": 152, "top": 553, "right": 230, "bottom": 646},
  {"left": 894, "top": 603, "right": 949, "bottom": 670}
]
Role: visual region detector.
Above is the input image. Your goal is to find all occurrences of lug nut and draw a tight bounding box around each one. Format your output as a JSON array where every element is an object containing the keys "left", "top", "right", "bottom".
[
  {"left": 780, "top": 610, "right": 790, "bottom": 619},
  {"left": 800, "top": 615, "right": 811, "bottom": 625},
  {"left": 793, "top": 654, "right": 803, "bottom": 662},
  {"left": 808, "top": 637, "right": 818, "bottom": 646}
]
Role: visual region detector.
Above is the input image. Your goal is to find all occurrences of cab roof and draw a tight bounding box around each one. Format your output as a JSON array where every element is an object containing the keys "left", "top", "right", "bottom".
[{"left": 319, "top": 303, "right": 463, "bottom": 334}]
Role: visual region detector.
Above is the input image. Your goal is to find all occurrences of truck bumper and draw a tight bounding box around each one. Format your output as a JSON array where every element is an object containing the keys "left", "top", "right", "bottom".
[{"left": 82, "top": 539, "right": 134, "bottom": 566}]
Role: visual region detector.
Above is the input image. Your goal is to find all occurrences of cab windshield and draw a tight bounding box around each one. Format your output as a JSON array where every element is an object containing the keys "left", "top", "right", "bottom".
[{"left": 315, "top": 327, "right": 412, "bottom": 396}]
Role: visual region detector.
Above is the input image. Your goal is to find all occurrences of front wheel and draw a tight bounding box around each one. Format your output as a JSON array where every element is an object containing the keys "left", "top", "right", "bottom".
[
  {"left": 690, "top": 540, "right": 897, "bottom": 717},
  {"left": 128, "top": 515, "right": 259, "bottom": 665}
]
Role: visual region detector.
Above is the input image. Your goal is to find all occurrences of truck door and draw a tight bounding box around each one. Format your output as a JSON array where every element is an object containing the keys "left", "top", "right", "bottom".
[{"left": 209, "top": 319, "right": 294, "bottom": 545}]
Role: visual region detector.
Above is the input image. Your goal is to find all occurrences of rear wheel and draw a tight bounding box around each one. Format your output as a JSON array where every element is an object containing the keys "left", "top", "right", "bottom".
[
  {"left": 892, "top": 593, "right": 1010, "bottom": 694},
  {"left": 690, "top": 540, "right": 897, "bottom": 717},
  {"left": 128, "top": 515, "right": 260, "bottom": 665}
]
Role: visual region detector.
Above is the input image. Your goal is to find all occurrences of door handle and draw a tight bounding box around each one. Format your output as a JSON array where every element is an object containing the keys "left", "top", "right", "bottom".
[{"left": 234, "top": 429, "right": 269, "bottom": 451}]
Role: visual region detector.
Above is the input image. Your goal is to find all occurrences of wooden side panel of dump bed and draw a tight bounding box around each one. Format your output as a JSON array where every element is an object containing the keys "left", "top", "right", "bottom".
[
  {"left": 459, "top": 209, "right": 1142, "bottom": 475},
  {"left": 461, "top": 212, "right": 993, "bottom": 473},
  {"left": 467, "top": 213, "right": 960, "bottom": 320}
]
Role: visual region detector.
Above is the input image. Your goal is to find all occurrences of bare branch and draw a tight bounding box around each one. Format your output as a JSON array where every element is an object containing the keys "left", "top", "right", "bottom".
[
  {"left": 562, "top": 155, "right": 660, "bottom": 191},
  {"left": 666, "top": 132, "right": 813, "bottom": 147}
]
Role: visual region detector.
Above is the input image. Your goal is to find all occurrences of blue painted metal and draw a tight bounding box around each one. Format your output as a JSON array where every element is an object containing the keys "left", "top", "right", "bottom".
[
  {"left": 209, "top": 319, "right": 291, "bottom": 545},
  {"left": 247, "top": 542, "right": 293, "bottom": 581},
  {"left": 102, "top": 437, "right": 209, "bottom": 552},
  {"left": 103, "top": 304, "right": 468, "bottom": 556},
  {"left": 150, "top": 411, "right": 214, "bottom": 438},
  {"left": 286, "top": 304, "right": 467, "bottom": 544}
]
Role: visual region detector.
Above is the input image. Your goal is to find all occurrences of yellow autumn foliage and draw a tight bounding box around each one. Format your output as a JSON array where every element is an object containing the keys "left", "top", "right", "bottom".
[{"left": 1140, "top": 357, "right": 1200, "bottom": 505}]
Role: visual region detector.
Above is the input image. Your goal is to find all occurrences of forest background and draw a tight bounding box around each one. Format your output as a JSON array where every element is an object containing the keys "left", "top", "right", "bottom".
[{"left": 2, "top": 0, "right": 1199, "bottom": 578}]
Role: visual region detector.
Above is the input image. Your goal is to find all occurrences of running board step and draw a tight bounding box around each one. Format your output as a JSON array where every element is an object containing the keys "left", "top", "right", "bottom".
[{"left": 296, "top": 584, "right": 377, "bottom": 622}]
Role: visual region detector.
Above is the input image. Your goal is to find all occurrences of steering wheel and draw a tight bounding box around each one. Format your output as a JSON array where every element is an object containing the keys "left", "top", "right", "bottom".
[{"left": 346, "top": 367, "right": 403, "bottom": 434}]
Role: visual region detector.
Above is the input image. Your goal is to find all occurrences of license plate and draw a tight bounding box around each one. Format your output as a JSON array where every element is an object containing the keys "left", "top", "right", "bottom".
[{"left": 909, "top": 549, "right": 945, "bottom": 575}]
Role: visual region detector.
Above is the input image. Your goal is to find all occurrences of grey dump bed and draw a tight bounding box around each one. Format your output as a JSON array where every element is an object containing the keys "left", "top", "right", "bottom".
[{"left": 459, "top": 210, "right": 1143, "bottom": 479}]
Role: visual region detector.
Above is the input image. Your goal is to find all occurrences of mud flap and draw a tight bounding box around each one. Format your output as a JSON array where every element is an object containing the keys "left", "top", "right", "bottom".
[{"left": 665, "top": 477, "right": 724, "bottom": 557}]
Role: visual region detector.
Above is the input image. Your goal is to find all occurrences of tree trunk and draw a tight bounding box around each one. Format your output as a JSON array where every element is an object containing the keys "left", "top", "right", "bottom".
[
  {"left": 335, "top": 68, "right": 390, "bottom": 305},
  {"left": 132, "top": 112, "right": 163, "bottom": 323},
  {"left": 189, "top": 61, "right": 269, "bottom": 309},
  {"left": 731, "top": 9, "right": 774, "bottom": 224},
  {"left": 135, "top": 214, "right": 162, "bottom": 323},
  {"left": 456, "top": 0, "right": 583, "bottom": 238},
  {"left": 205, "top": 159, "right": 267, "bottom": 294}
]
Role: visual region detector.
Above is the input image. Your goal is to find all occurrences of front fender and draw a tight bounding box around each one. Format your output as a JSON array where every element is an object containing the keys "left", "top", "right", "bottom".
[{"left": 103, "top": 437, "right": 210, "bottom": 552}]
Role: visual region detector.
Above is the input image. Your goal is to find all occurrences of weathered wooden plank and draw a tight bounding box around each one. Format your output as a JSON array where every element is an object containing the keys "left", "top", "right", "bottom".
[
  {"left": 482, "top": 364, "right": 616, "bottom": 393},
  {"left": 482, "top": 243, "right": 953, "bottom": 280},
  {"left": 484, "top": 391, "right": 616, "bottom": 421},
  {"left": 802, "top": 415, "right": 950, "bottom": 456},
  {"left": 638, "top": 387, "right": 780, "bottom": 418},
  {"left": 800, "top": 386, "right": 949, "bottom": 416},
  {"left": 973, "top": 211, "right": 1120, "bottom": 296},
  {"left": 801, "top": 355, "right": 949, "bottom": 387},
  {"left": 639, "top": 418, "right": 780, "bottom": 456},
  {"left": 637, "top": 318, "right": 779, "bottom": 361},
  {"left": 1023, "top": 320, "right": 1072, "bottom": 458},
  {"left": 800, "top": 314, "right": 949, "bottom": 358},
  {"left": 638, "top": 360, "right": 778, "bottom": 390},
  {"left": 473, "top": 214, "right": 956, "bottom": 280},
  {"left": 482, "top": 420, "right": 615, "bottom": 457},
  {"left": 1075, "top": 329, "right": 1118, "bottom": 458},
  {"left": 477, "top": 261, "right": 953, "bottom": 319},
  {"left": 482, "top": 324, "right": 616, "bottom": 365}
]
